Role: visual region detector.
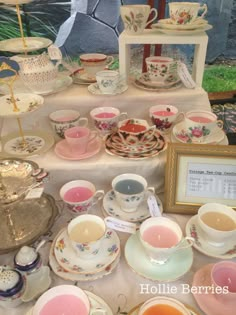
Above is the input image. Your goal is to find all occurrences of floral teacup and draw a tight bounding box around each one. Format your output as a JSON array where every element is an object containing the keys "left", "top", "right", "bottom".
[
  {"left": 145, "top": 56, "right": 178, "bottom": 83},
  {"left": 169, "top": 2, "right": 208, "bottom": 25}
]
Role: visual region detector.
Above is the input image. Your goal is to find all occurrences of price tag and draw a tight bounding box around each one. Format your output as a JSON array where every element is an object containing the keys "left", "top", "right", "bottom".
[
  {"left": 48, "top": 45, "right": 62, "bottom": 61},
  {"left": 104, "top": 217, "right": 137, "bottom": 234},
  {"left": 178, "top": 62, "right": 196, "bottom": 89},
  {"left": 147, "top": 195, "right": 162, "bottom": 217},
  {"left": 25, "top": 187, "right": 44, "bottom": 200}
]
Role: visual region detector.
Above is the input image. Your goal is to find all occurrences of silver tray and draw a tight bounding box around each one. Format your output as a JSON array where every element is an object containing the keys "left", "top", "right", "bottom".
[{"left": 0, "top": 193, "right": 58, "bottom": 254}]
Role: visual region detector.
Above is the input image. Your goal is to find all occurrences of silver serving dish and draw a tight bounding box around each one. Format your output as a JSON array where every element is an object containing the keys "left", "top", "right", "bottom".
[{"left": 0, "top": 194, "right": 58, "bottom": 254}]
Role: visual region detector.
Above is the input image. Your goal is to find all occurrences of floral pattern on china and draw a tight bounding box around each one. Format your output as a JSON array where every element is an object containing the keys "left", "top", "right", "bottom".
[
  {"left": 175, "top": 125, "right": 210, "bottom": 143},
  {"left": 123, "top": 11, "right": 145, "bottom": 32},
  {"left": 170, "top": 9, "right": 194, "bottom": 25}
]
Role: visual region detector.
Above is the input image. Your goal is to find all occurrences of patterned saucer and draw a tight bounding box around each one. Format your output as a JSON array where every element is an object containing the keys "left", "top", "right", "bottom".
[
  {"left": 125, "top": 231, "right": 193, "bottom": 281},
  {"left": 54, "top": 228, "right": 120, "bottom": 274},
  {"left": 137, "top": 73, "right": 180, "bottom": 89},
  {"left": 133, "top": 77, "right": 182, "bottom": 92},
  {"left": 152, "top": 24, "right": 212, "bottom": 35},
  {"left": 88, "top": 82, "right": 128, "bottom": 95},
  {"left": 185, "top": 215, "right": 236, "bottom": 259},
  {"left": 153, "top": 18, "right": 208, "bottom": 30},
  {"left": 49, "top": 229, "right": 120, "bottom": 281},
  {"left": 192, "top": 264, "right": 236, "bottom": 315},
  {"left": 54, "top": 137, "right": 102, "bottom": 160},
  {"left": 103, "top": 190, "right": 163, "bottom": 223}
]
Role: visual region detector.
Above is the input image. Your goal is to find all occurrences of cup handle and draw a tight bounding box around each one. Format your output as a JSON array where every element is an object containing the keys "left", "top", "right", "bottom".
[
  {"left": 92, "top": 190, "right": 105, "bottom": 206},
  {"left": 175, "top": 112, "right": 185, "bottom": 124},
  {"left": 147, "top": 186, "right": 155, "bottom": 194},
  {"left": 145, "top": 8, "right": 158, "bottom": 27},
  {"left": 216, "top": 119, "right": 224, "bottom": 130},
  {"left": 90, "top": 307, "right": 107, "bottom": 315},
  {"left": 106, "top": 56, "right": 114, "bottom": 67},
  {"left": 199, "top": 4, "right": 207, "bottom": 19},
  {"left": 118, "top": 112, "right": 128, "bottom": 121},
  {"left": 78, "top": 117, "right": 88, "bottom": 127},
  {"left": 88, "top": 130, "right": 98, "bottom": 143},
  {"left": 178, "top": 236, "right": 195, "bottom": 249}
]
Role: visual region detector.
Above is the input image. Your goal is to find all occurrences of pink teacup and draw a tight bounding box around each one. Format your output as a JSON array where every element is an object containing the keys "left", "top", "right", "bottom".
[{"left": 64, "top": 126, "right": 98, "bottom": 155}]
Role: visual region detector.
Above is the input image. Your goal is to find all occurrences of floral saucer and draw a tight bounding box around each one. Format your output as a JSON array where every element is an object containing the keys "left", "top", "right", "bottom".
[
  {"left": 137, "top": 73, "right": 180, "bottom": 89},
  {"left": 170, "top": 131, "right": 228, "bottom": 145},
  {"left": 153, "top": 18, "right": 208, "bottom": 30},
  {"left": 133, "top": 77, "right": 182, "bottom": 92},
  {"left": 88, "top": 82, "right": 128, "bottom": 95},
  {"left": 192, "top": 264, "right": 236, "bottom": 315},
  {"left": 54, "top": 137, "right": 102, "bottom": 160},
  {"left": 172, "top": 121, "right": 225, "bottom": 144},
  {"left": 102, "top": 190, "right": 163, "bottom": 223},
  {"left": 21, "top": 266, "right": 51, "bottom": 302},
  {"left": 152, "top": 24, "right": 212, "bottom": 35},
  {"left": 26, "top": 290, "right": 113, "bottom": 315},
  {"left": 54, "top": 228, "right": 120, "bottom": 274},
  {"left": 125, "top": 231, "right": 193, "bottom": 281},
  {"left": 186, "top": 215, "right": 236, "bottom": 259},
  {"left": 49, "top": 229, "right": 120, "bottom": 281}
]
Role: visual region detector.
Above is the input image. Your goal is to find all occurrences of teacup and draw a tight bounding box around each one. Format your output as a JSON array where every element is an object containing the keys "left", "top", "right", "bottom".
[
  {"left": 211, "top": 261, "right": 236, "bottom": 303},
  {"left": 197, "top": 203, "right": 236, "bottom": 247},
  {"left": 145, "top": 56, "right": 178, "bottom": 83},
  {"left": 60, "top": 180, "right": 104, "bottom": 215},
  {"left": 67, "top": 214, "right": 106, "bottom": 259},
  {"left": 49, "top": 110, "right": 88, "bottom": 139},
  {"left": 90, "top": 107, "right": 128, "bottom": 135},
  {"left": 32, "top": 285, "right": 106, "bottom": 315},
  {"left": 139, "top": 217, "right": 194, "bottom": 264},
  {"left": 79, "top": 53, "right": 114, "bottom": 79},
  {"left": 112, "top": 173, "right": 155, "bottom": 212},
  {"left": 149, "top": 105, "right": 184, "bottom": 133},
  {"left": 120, "top": 5, "right": 158, "bottom": 35},
  {"left": 64, "top": 126, "right": 98, "bottom": 155},
  {"left": 169, "top": 2, "right": 208, "bottom": 25},
  {"left": 118, "top": 118, "right": 156, "bottom": 146},
  {"left": 138, "top": 296, "right": 190, "bottom": 315},
  {"left": 96, "top": 70, "right": 120, "bottom": 94},
  {"left": 184, "top": 110, "right": 224, "bottom": 143}
]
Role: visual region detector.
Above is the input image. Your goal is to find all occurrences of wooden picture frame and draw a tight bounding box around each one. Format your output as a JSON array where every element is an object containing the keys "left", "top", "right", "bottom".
[{"left": 165, "top": 143, "right": 236, "bottom": 214}]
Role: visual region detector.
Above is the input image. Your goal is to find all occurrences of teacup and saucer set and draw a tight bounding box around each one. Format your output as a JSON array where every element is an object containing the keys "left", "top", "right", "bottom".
[
  {"left": 192, "top": 261, "right": 236, "bottom": 315},
  {"left": 185, "top": 203, "right": 236, "bottom": 259},
  {"left": 125, "top": 216, "right": 194, "bottom": 281},
  {"left": 105, "top": 118, "right": 167, "bottom": 159},
  {"left": 102, "top": 173, "right": 163, "bottom": 223}
]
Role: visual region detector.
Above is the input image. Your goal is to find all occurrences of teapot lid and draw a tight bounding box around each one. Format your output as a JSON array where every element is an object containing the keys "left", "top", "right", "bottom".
[
  {"left": 0, "top": 267, "right": 24, "bottom": 297},
  {"left": 15, "top": 246, "right": 38, "bottom": 266}
]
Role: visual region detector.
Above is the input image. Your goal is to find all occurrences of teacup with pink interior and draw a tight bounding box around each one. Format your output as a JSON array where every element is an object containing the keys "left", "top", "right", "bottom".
[
  {"left": 145, "top": 56, "right": 178, "bottom": 83},
  {"left": 67, "top": 214, "right": 106, "bottom": 259},
  {"left": 90, "top": 107, "right": 128, "bottom": 135},
  {"left": 60, "top": 180, "right": 104, "bottom": 215},
  {"left": 211, "top": 261, "right": 236, "bottom": 303},
  {"left": 149, "top": 105, "right": 184, "bottom": 133},
  {"left": 49, "top": 110, "right": 88, "bottom": 139},
  {"left": 184, "top": 110, "right": 224, "bottom": 143},
  {"left": 32, "top": 284, "right": 106, "bottom": 315},
  {"left": 80, "top": 53, "right": 114, "bottom": 79},
  {"left": 139, "top": 217, "right": 194, "bottom": 265},
  {"left": 169, "top": 2, "right": 208, "bottom": 25},
  {"left": 64, "top": 126, "right": 98, "bottom": 155}
]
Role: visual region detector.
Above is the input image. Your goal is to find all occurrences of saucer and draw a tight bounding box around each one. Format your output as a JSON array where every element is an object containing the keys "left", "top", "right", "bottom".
[
  {"left": 170, "top": 131, "right": 228, "bottom": 145},
  {"left": 185, "top": 215, "right": 236, "bottom": 259},
  {"left": 49, "top": 229, "right": 120, "bottom": 281},
  {"left": 152, "top": 24, "right": 213, "bottom": 35},
  {"left": 0, "top": 37, "right": 52, "bottom": 53},
  {"left": 54, "top": 137, "right": 102, "bottom": 160},
  {"left": 72, "top": 71, "right": 97, "bottom": 85},
  {"left": 137, "top": 73, "right": 181, "bottom": 89},
  {"left": 192, "top": 264, "right": 236, "bottom": 315},
  {"left": 125, "top": 231, "right": 193, "bottom": 281},
  {"left": 133, "top": 78, "right": 182, "bottom": 92},
  {"left": 39, "top": 75, "right": 73, "bottom": 96},
  {"left": 54, "top": 228, "right": 120, "bottom": 274},
  {"left": 103, "top": 190, "right": 163, "bottom": 223},
  {"left": 88, "top": 82, "right": 128, "bottom": 95},
  {"left": 172, "top": 121, "right": 225, "bottom": 144},
  {"left": 21, "top": 266, "right": 51, "bottom": 302},
  {"left": 26, "top": 290, "right": 113, "bottom": 315},
  {"left": 153, "top": 18, "right": 208, "bottom": 30}
]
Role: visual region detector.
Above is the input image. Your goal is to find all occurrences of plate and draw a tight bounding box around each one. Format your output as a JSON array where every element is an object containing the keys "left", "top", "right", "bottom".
[
  {"left": 54, "top": 229, "right": 120, "bottom": 274},
  {"left": 152, "top": 24, "right": 213, "bottom": 35},
  {"left": 125, "top": 231, "right": 193, "bottom": 281},
  {"left": 0, "top": 93, "right": 44, "bottom": 118},
  {"left": 49, "top": 228, "right": 120, "bottom": 282},
  {"left": 0, "top": 194, "right": 58, "bottom": 254},
  {"left": 170, "top": 131, "right": 228, "bottom": 146},
  {"left": 137, "top": 72, "right": 180, "bottom": 88},
  {"left": 54, "top": 137, "right": 102, "bottom": 160},
  {"left": 1, "top": 130, "right": 55, "bottom": 158},
  {"left": 153, "top": 18, "right": 208, "bottom": 30},
  {"left": 102, "top": 190, "right": 163, "bottom": 222},
  {"left": 0, "top": 37, "right": 52, "bottom": 53},
  {"left": 88, "top": 82, "right": 128, "bottom": 95},
  {"left": 185, "top": 215, "right": 236, "bottom": 259},
  {"left": 192, "top": 264, "right": 236, "bottom": 315},
  {"left": 172, "top": 121, "right": 225, "bottom": 144},
  {"left": 133, "top": 78, "right": 182, "bottom": 92}
]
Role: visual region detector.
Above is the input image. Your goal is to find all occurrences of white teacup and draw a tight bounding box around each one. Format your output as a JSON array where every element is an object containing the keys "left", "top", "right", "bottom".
[
  {"left": 169, "top": 2, "right": 208, "bottom": 25},
  {"left": 49, "top": 110, "right": 88, "bottom": 139},
  {"left": 120, "top": 5, "right": 158, "bottom": 35},
  {"left": 112, "top": 173, "right": 155, "bottom": 212},
  {"left": 197, "top": 203, "right": 236, "bottom": 247},
  {"left": 96, "top": 70, "right": 120, "bottom": 94},
  {"left": 60, "top": 180, "right": 104, "bottom": 215},
  {"left": 80, "top": 53, "right": 114, "bottom": 79},
  {"left": 145, "top": 56, "right": 178, "bottom": 83},
  {"left": 139, "top": 217, "right": 194, "bottom": 264},
  {"left": 67, "top": 214, "right": 106, "bottom": 259}
]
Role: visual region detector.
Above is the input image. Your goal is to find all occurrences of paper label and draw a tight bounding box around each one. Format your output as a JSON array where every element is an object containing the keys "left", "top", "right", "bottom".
[
  {"left": 147, "top": 195, "right": 162, "bottom": 217},
  {"left": 178, "top": 62, "right": 196, "bottom": 89},
  {"left": 104, "top": 217, "right": 137, "bottom": 234},
  {"left": 48, "top": 44, "right": 62, "bottom": 60},
  {"left": 25, "top": 187, "right": 44, "bottom": 200}
]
